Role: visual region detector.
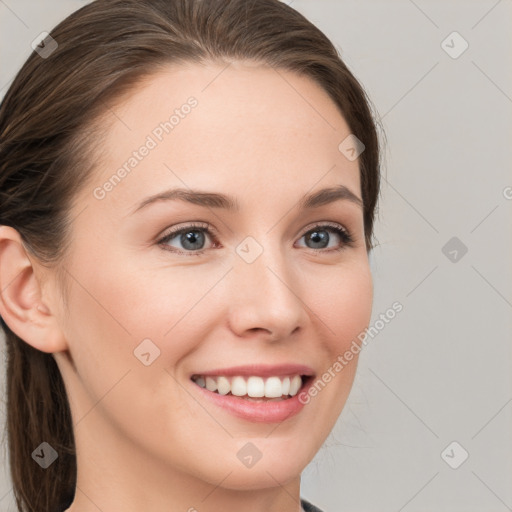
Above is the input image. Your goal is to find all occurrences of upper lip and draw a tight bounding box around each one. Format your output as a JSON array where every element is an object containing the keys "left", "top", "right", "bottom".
[{"left": 191, "top": 364, "right": 315, "bottom": 378}]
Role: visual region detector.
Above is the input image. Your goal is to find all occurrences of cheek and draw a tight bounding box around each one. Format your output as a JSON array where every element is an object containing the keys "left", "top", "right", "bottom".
[
  {"left": 281, "top": 261, "right": 373, "bottom": 461},
  {"left": 311, "top": 260, "right": 373, "bottom": 352},
  {"left": 58, "top": 260, "right": 202, "bottom": 431},
  {"left": 62, "top": 254, "right": 229, "bottom": 382}
]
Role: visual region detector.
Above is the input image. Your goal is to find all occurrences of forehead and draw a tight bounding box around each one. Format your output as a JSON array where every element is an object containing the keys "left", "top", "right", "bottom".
[{"left": 81, "top": 61, "right": 361, "bottom": 216}]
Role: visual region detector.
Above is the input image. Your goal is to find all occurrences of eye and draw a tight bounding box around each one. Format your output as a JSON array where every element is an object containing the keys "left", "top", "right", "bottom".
[
  {"left": 157, "top": 221, "right": 355, "bottom": 256},
  {"left": 157, "top": 222, "right": 215, "bottom": 255},
  {"left": 296, "top": 223, "right": 354, "bottom": 252}
]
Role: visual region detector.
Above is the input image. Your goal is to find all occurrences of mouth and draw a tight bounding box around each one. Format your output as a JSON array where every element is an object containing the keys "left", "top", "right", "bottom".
[
  {"left": 190, "top": 373, "right": 313, "bottom": 402},
  {"left": 188, "top": 364, "right": 316, "bottom": 423}
]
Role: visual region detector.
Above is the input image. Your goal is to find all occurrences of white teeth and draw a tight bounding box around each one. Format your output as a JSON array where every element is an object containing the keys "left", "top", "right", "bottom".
[
  {"left": 192, "top": 374, "right": 306, "bottom": 398},
  {"left": 281, "top": 377, "right": 290, "bottom": 395},
  {"left": 231, "top": 376, "right": 247, "bottom": 397},
  {"left": 247, "top": 376, "right": 265, "bottom": 397},
  {"left": 217, "top": 376, "right": 230, "bottom": 395},
  {"left": 205, "top": 376, "right": 217, "bottom": 392},
  {"left": 265, "top": 376, "right": 284, "bottom": 398},
  {"left": 289, "top": 375, "right": 302, "bottom": 396}
]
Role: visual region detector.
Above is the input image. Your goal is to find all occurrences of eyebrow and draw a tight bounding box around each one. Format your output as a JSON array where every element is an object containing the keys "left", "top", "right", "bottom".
[{"left": 132, "top": 184, "right": 363, "bottom": 214}]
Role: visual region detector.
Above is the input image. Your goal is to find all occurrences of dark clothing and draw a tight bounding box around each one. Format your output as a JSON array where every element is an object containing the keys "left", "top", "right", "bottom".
[{"left": 301, "top": 497, "right": 324, "bottom": 512}]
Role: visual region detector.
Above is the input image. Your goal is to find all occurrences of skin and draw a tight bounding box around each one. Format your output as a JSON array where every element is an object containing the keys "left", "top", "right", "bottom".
[{"left": 0, "top": 60, "right": 373, "bottom": 512}]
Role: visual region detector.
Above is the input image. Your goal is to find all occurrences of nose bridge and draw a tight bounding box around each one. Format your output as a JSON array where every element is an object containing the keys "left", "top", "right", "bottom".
[{"left": 228, "top": 235, "right": 306, "bottom": 338}]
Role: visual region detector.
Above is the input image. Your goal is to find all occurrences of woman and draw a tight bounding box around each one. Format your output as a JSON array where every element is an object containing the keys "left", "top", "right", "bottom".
[{"left": 0, "top": 1, "right": 382, "bottom": 511}]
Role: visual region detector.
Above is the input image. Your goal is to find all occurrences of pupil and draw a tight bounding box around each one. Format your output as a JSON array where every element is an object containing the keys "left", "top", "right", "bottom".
[
  {"left": 182, "top": 230, "right": 204, "bottom": 250},
  {"left": 309, "top": 230, "right": 328, "bottom": 248}
]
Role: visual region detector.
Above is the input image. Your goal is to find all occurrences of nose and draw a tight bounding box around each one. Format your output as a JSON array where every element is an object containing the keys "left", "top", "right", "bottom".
[{"left": 226, "top": 242, "right": 308, "bottom": 342}]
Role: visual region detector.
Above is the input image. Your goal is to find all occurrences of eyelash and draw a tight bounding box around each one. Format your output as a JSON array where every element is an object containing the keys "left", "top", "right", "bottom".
[{"left": 157, "top": 221, "right": 355, "bottom": 257}]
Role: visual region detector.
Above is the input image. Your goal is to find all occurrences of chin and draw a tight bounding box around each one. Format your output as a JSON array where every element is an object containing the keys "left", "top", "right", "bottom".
[
  {"left": 215, "top": 466, "right": 302, "bottom": 491},
  {"left": 201, "top": 447, "right": 311, "bottom": 490}
]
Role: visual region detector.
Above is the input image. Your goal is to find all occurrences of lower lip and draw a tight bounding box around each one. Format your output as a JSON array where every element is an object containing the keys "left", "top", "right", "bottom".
[{"left": 190, "top": 377, "right": 314, "bottom": 423}]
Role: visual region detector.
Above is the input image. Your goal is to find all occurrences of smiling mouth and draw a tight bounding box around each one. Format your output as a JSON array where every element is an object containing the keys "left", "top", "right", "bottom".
[{"left": 190, "top": 374, "right": 311, "bottom": 401}]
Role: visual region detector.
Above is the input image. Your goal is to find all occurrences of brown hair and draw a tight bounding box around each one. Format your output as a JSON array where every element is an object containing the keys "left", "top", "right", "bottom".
[{"left": 0, "top": 0, "right": 383, "bottom": 510}]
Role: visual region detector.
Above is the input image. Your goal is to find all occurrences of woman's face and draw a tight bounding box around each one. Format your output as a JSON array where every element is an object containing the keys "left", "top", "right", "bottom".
[{"left": 52, "top": 60, "right": 373, "bottom": 499}]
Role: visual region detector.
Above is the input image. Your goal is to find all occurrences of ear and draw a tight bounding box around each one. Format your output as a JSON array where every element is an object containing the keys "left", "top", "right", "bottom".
[{"left": 0, "top": 225, "right": 68, "bottom": 353}]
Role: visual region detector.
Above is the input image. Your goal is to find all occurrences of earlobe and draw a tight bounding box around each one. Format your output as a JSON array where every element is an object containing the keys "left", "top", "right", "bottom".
[{"left": 0, "top": 225, "right": 68, "bottom": 353}]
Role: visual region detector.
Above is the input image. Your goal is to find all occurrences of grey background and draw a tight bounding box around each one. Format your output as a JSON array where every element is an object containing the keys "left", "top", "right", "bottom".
[{"left": 1, "top": 1, "right": 511, "bottom": 511}]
